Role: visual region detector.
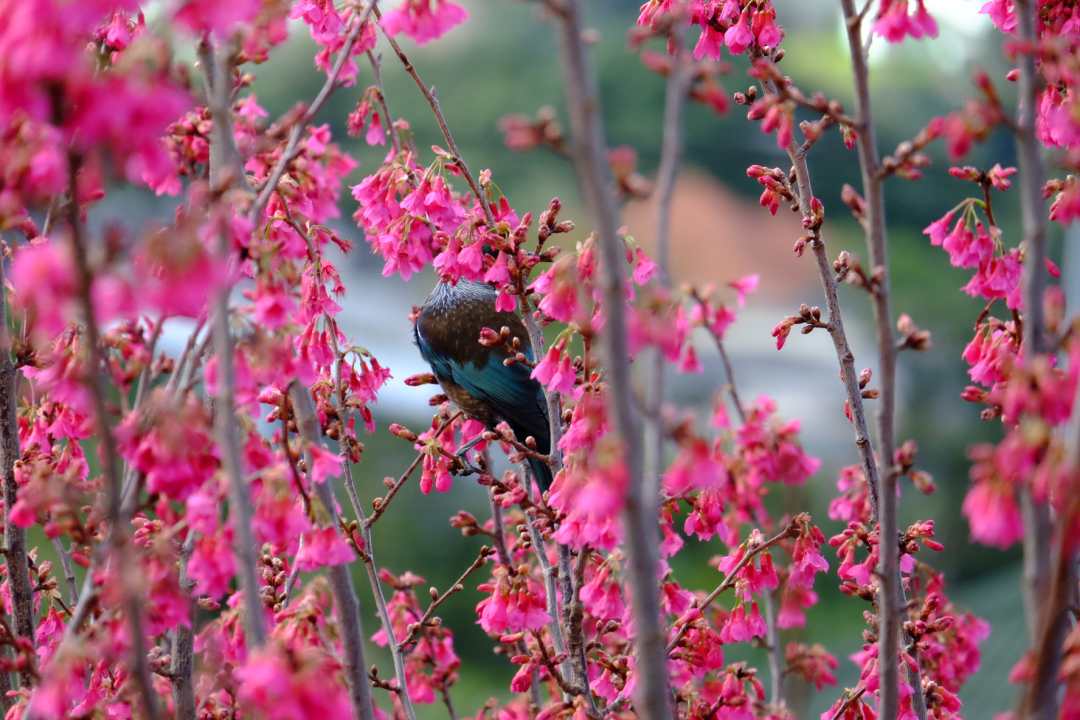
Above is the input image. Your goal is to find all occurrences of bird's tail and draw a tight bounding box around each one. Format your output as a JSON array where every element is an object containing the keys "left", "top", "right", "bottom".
[{"left": 527, "top": 456, "right": 554, "bottom": 493}]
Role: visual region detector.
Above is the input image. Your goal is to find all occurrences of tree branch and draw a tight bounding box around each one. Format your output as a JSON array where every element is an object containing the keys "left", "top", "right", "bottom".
[
  {"left": 200, "top": 39, "right": 268, "bottom": 650},
  {"left": 395, "top": 547, "right": 491, "bottom": 652},
  {"left": 642, "top": 27, "right": 692, "bottom": 657},
  {"left": 487, "top": 489, "right": 544, "bottom": 709},
  {"left": 0, "top": 259, "right": 36, "bottom": 689},
  {"left": 1012, "top": 3, "right": 1056, "bottom": 683},
  {"left": 170, "top": 533, "right": 196, "bottom": 720},
  {"left": 1018, "top": 0, "right": 1067, "bottom": 695},
  {"left": 837, "top": 4, "right": 927, "bottom": 717},
  {"left": 64, "top": 152, "right": 161, "bottom": 720},
  {"left": 549, "top": 4, "right": 671, "bottom": 719},
  {"left": 691, "top": 290, "right": 749, "bottom": 424},
  {"left": 365, "top": 414, "right": 458, "bottom": 528},
  {"left": 520, "top": 499, "right": 572, "bottom": 694},
  {"left": 288, "top": 382, "right": 376, "bottom": 720}
]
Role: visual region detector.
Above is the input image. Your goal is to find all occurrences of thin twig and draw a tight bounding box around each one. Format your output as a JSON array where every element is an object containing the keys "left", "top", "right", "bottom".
[
  {"left": 549, "top": 3, "right": 670, "bottom": 719},
  {"left": 49, "top": 538, "right": 78, "bottom": 608},
  {"left": 565, "top": 547, "right": 595, "bottom": 712},
  {"left": 776, "top": 101, "right": 884, "bottom": 515},
  {"left": 488, "top": 490, "right": 544, "bottom": 709},
  {"left": 361, "top": 524, "right": 418, "bottom": 720},
  {"left": 521, "top": 499, "right": 571, "bottom": 689},
  {"left": 438, "top": 686, "right": 459, "bottom": 720},
  {"left": 395, "top": 547, "right": 490, "bottom": 652},
  {"left": 653, "top": 35, "right": 691, "bottom": 285},
  {"left": 829, "top": 685, "right": 868, "bottom": 720},
  {"left": 365, "top": 51, "right": 401, "bottom": 155},
  {"left": 763, "top": 590, "right": 783, "bottom": 706},
  {"left": 642, "top": 18, "right": 692, "bottom": 639},
  {"left": 164, "top": 320, "right": 206, "bottom": 396},
  {"left": 364, "top": 414, "right": 458, "bottom": 528},
  {"left": 529, "top": 630, "right": 577, "bottom": 697},
  {"left": 691, "top": 291, "right": 749, "bottom": 424},
  {"left": 282, "top": 536, "right": 303, "bottom": 603},
  {"left": 667, "top": 524, "right": 794, "bottom": 652}
]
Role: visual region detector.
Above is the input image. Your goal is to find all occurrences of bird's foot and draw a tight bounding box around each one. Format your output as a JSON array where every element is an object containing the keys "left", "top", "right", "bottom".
[
  {"left": 452, "top": 451, "right": 486, "bottom": 477},
  {"left": 452, "top": 434, "right": 490, "bottom": 477}
]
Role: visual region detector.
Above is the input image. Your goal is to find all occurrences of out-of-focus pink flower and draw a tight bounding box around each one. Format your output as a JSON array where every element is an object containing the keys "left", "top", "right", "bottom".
[
  {"left": 173, "top": 0, "right": 261, "bottom": 35},
  {"left": 188, "top": 529, "right": 236, "bottom": 598},
  {"left": 530, "top": 256, "right": 580, "bottom": 323},
  {"left": 236, "top": 645, "right": 353, "bottom": 720},
  {"left": 632, "top": 247, "right": 657, "bottom": 286},
  {"left": 663, "top": 437, "right": 723, "bottom": 497},
  {"left": 729, "top": 274, "right": 759, "bottom": 306},
  {"left": 296, "top": 526, "right": 355, "bottom": 570},
  {"left": 963, "top": 469, "right": 1024, "bottom": 548},
  {"left": 381, "top": 0, "right": 468, "bottom": 45},
  {"left": 10, "top": 240, "right": 77, "bottom": 337},
  {"left": 308, "top": 444, "right": 342, "bottom": 485}
]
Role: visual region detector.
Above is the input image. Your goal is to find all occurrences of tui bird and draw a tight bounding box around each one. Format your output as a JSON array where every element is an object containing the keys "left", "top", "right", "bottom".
[{"left": 413, "top": 280, "right": 553, "bottom": 490}]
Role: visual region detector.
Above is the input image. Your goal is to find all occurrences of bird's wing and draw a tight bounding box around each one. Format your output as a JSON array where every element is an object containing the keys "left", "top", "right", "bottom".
[
  {"left": 414, "top": 322, "right": 455, "bottom": 382},
  {"left": 416, "top": 322, "right": 549, "bottom": 448}
]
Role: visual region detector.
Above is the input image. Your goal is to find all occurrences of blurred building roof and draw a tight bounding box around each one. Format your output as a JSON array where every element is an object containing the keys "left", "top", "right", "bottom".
[{"left": 623, "top": 169, "right": 820, "bottom": 304}]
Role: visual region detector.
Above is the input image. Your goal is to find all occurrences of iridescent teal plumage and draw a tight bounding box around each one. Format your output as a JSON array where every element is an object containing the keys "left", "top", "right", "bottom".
[{"left": 414, "top": 281, "right": 553, "bottom": 490}]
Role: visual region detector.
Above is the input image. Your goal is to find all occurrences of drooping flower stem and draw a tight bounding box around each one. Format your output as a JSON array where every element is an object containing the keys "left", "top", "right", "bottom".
[
  {"left": 248, "top": 1, "right": 377, "bottom": 225},
  {"left": 376, "top": 5, "right": 494, "bottom": 227}
]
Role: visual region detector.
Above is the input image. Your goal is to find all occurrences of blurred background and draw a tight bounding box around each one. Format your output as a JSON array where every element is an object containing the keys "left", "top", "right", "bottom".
[{"left": 103, "top": 0, "right": 1066, "bottom": 715}]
